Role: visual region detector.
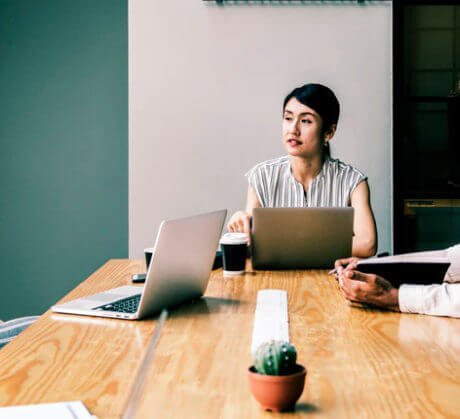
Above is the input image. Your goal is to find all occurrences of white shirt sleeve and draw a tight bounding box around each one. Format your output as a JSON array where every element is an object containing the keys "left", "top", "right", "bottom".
[
  {"left": 399, "top": 283, "right": 460, "bottom": 318},
  {"left": 445, "top": 244, "right": 460, "bottom": 283}
]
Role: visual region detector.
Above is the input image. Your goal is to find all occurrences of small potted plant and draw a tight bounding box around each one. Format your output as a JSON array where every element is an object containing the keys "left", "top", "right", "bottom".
[{"left": 248, "top": 340, "right": 307, "bottom": 412}]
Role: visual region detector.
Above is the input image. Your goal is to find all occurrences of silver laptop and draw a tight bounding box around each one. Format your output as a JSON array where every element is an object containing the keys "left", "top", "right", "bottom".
[
  {"left": 251, "top": 207, "right": 354, "bottom": 270},
  {"left": 52, "top": 209, "right": 227, "bottom": 320}
]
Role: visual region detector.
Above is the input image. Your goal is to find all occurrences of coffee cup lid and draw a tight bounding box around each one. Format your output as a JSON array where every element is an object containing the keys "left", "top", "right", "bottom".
[{"left": 219, "top": 232, "right": 248, "bottom": 245}]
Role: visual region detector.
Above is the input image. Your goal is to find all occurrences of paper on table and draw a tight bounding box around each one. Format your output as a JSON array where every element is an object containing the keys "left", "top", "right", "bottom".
[
  {"left": 359, "top": 257, "right": 450, "bottom": 264},
  {"left": 357, "top": 251, "right": 448, "bottom": 264},
  {"left": 0, "top": 401, "right": 96, "bottom": 419}
]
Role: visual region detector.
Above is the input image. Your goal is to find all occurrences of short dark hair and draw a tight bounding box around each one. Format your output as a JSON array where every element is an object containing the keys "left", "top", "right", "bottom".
[{"left": 283, "top": 83, "right": 340, "bottom": 158}]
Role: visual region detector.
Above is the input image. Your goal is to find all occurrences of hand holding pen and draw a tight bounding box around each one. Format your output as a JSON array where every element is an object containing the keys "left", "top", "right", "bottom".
[
  {"left": 329, "top": 252, "right": 390, "bottom": 275},
  {"left": 329, "top": 257, "right": 362, "bottom": 276}
]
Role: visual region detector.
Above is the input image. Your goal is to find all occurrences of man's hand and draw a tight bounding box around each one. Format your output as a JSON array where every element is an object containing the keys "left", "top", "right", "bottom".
[
  {"left": 227, "top": 211, "right": 252, "bottom": 244},
  {"left": 338, "top": 268, "right": 400, "bottom": 311}
]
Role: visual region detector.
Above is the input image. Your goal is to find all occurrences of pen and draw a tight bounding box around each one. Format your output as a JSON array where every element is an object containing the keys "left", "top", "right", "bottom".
[{"left": 329, "top": 253, "right": 387, "bottom": 274}]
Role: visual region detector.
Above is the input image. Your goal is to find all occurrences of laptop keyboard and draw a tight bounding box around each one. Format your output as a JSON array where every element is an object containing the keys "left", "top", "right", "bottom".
[{"left": 95, "top": 294, "right": 141, "bottom": 313}]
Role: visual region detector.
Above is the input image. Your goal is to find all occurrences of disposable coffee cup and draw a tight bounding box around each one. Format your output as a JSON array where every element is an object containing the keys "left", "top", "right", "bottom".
[
  {"left": 220, "top": 233, "right": 248, "bottom": 276},
  {"left": 144, "top": 247, "right": 154, "bottom": 270}
]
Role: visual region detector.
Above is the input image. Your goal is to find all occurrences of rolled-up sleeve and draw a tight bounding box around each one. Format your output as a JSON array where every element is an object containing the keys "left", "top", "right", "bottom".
[{"left": 399, "top": 283, "right": 460, "bottom": 318}]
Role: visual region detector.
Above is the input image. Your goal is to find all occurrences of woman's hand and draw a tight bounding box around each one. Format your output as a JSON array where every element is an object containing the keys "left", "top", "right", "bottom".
[
  {"left": 227, "top": 211, "right": 252, "bottom": 243},
  {"left": 226, "top": 185, "right": 260, "bottom": 244}
]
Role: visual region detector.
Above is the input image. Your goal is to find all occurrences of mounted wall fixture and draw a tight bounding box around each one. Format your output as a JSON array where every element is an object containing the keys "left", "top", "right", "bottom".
[{"left": 204, "top": 0, "right": 391, "bottom": 4}]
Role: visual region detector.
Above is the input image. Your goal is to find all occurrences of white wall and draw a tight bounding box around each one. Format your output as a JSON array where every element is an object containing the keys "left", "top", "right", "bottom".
[{"left": 129, "top": 0, "right": 392, "bottom": 257}]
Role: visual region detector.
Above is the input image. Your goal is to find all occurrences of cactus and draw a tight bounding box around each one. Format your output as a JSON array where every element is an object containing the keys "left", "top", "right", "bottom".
[{"left": 253, "top": 340, "right": 297, "bottom": 376}]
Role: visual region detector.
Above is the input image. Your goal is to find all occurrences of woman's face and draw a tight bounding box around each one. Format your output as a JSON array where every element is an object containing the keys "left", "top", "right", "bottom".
[{"left": 282, "top": 98, "right": 324, "bottom": 158}]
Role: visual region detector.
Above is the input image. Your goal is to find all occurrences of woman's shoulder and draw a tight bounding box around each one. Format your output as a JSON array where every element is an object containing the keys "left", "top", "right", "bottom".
[
  {"left": 246, "top": 155, "right": 290, "bottom": 176},
  {"left": 326, "top": 157, "right": 366, "bottom": 180}
]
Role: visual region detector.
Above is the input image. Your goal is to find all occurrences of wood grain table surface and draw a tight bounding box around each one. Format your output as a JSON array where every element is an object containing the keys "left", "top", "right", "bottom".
[{"left": 0, "top": 260, "right": 459, "bottom": 418}]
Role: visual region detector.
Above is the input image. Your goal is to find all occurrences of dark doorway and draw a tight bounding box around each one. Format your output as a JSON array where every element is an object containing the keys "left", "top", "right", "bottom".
[{"left": 393, "top": 0, "right": 460, "bottom": 253}]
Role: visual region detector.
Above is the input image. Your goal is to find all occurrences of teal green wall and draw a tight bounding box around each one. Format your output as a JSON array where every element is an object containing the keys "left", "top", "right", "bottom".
[{"left": 0, "top": 0, "right": 128, "bottom": 319}]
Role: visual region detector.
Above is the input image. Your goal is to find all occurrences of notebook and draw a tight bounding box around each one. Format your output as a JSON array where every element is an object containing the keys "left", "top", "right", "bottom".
[{"left": 357, "top": 254, "right": 451, "bottom": 288}]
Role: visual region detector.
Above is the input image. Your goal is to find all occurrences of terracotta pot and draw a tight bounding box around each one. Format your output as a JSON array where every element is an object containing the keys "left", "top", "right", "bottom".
[{"left": 248, "top": 364, "right": 307, "bottom": 412}]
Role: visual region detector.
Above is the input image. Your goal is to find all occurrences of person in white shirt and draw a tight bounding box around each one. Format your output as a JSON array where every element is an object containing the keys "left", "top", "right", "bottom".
[{"left": 334, "top": 245, "right": 460, "bottom": 318}]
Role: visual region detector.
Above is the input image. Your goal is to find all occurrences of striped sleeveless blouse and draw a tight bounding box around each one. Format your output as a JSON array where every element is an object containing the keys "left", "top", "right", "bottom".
[{"left": 245, "top": 156, "right": 366, "bottom": 208}]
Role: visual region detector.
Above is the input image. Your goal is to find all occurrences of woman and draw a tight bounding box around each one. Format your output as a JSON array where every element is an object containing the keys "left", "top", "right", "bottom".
[{"left": 228, "top": 83, "right": 377, "bottom": 258}]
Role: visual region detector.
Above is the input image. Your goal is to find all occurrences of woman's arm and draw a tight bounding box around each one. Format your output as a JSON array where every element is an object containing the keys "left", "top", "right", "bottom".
[
  {"left": 227, "top": 185, "right": 261, "bottom": 240},
  {"left": 350, "top": 180, "right": 377, "bottom": 258}
]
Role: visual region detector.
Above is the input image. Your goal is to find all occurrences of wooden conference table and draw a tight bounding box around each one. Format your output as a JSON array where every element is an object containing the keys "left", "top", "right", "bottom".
[{"left": 0, "top": 260, "right": 459, "bottom": 418}]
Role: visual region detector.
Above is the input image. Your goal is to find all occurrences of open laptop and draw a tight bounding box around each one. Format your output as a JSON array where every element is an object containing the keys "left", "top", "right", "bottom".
[
  {"left": 251, "top": 207, "right": 354, "bottom": 270},
  {"left": 52, "top": 209, "right": 227, "bottom": 320}
]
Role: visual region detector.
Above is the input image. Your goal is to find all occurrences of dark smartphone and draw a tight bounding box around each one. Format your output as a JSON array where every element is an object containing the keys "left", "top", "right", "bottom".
[{"left": 131, "top": 273, "right": 146, "bottom": 283}]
